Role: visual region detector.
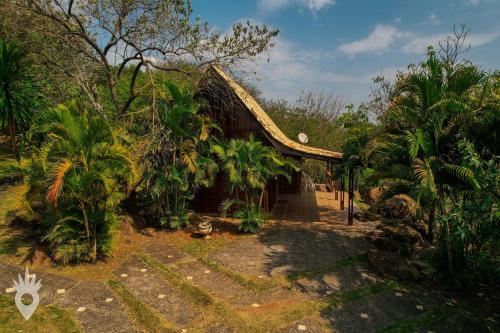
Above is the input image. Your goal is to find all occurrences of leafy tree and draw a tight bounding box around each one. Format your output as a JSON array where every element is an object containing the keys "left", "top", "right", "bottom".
[
  {"left": 215, "top": 136, "right": 298, "bottom": 233},
  {"left": 0, "top": 39, "right": 39, "bottom": 158},
  {"left": 25, "top": 0, "right": 279, "bottom": 116}
]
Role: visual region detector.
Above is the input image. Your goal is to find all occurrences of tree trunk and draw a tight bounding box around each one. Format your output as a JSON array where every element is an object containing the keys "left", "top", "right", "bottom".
[
  {"left": 92, "top": 224, "right": 97, "bottom": 262},
  {"left": 428, "top": 204, "right": 435, "bottom": 243},
  {"left": 7, "top": 113, "right": 18, "bottom": 159},
  {"left": 439, "top": 196, "right": 454, "bottom": 276},
  {"left": 107, "top": 75, "right": 122, "bottom": 115},
  {"left": 445, "top": 218, "right": 454, "bottom": 276},
  {"left": 81, "top": 204, "right": 91, "bottom": 250}
]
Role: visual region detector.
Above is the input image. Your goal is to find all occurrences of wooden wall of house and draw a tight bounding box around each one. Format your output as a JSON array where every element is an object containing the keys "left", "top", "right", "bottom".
[{"left": 193, "top": 74, "right": 300, "bottom": 213}]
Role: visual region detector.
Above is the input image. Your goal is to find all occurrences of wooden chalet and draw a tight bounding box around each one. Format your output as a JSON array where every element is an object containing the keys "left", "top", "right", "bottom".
[{"left": 193, "top": 66, "right": 355, "bottom": 221}]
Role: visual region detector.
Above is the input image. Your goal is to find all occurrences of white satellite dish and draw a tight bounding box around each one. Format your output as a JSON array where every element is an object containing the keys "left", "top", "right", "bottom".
[{"left": 298, "top": 132, "right": 309, "bottom": 144}]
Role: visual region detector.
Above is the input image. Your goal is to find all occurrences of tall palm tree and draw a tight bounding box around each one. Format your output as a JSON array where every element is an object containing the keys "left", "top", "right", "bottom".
[
  {"left": 367, "top": 48, "right": 483, "bottom": 242},
  {"left": 0, "top": 39, "right": 38, "bottom": 158}
]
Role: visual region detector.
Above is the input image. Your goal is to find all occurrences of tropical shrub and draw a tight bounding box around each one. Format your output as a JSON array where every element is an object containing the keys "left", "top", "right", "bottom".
[
  {"left": 215, "top": 135, "right": 299, "bottom": 233},
  {"left": 435, "top": 141, "right": 499, "bottom": 287},
  {"left": 235, "top": 204, "right": 266, "bottom": 233},
  {"left": 364, "top": 45, "right": 499, "bottom": 286},
  {"left": 366, "top": 48, "right": 489, "bottom": 241},
  {"left": 1, "top": 104, "right": 136, "bottom": 263},
  {"left": 143, "top": 81, "right": 219, "bottom": 228}
]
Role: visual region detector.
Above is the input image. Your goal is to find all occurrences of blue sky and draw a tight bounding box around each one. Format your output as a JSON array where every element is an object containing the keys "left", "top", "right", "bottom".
[{"left": 192, "top": 0, "right": 500, "bottom": 105}]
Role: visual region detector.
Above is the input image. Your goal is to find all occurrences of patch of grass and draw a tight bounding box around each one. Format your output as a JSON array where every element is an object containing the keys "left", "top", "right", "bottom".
[
  {"left": 107, "top": 279, "right": 178, "bottom": 333},
  {"left": 181, "top": 239, "right": 279, "bottom": 291},
  {"left": 376, "top": 303, "right": 454, "bottom": 333},
  {"left": 287, "top": 253, "right": 367, "bottom": 282},
  {"left": 180, "top": 236, "right": 234, "bottom": 257},
  {"left": 239, "top": 301, "right": 324, "bottom": 333},
  {"left": 140, "top": 254, "right": 213, "bottom": 306},
  {"left": 0, "top": 233, "right": 30, "bottom": 255},
  {"left": 354, "top": 199, "right": 370, "bottom": 212},
  {"left": 0, "top": 294, "right": 82, "bottom": 332},
  {"left": 326, "top": 280, "right": 400, "bottom": 309},
  {"left": 199, "top": 254, "right": 279, "bottom": 291},
  {"left": 0, "top": 183, "right": 27, "bottom": 225}
]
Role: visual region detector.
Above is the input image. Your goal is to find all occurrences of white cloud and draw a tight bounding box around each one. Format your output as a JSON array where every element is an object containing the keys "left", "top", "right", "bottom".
[
  {"left": 402, "top": 31, "right": 500, "bottom": 53},
  {"left": 251, "top": 37, "right": 369, "bottom": 101},
  {"left": 465, "top": 0, "right": 481, "bottom": 6},
  {"left": 259, "top": 0, "right": 335, "bottom": 13},
  {"left": 426, "top": 14, "right": 440, "bottom": 26},
  {"left": 468, "top": 32, "right": 500, "bottom": 46},
  {"left": 338, "top": 24, "right": 401, "bottom": 56}
]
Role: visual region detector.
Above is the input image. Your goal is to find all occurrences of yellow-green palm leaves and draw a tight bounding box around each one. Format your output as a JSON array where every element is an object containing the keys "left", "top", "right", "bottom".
[{"left": 367, "top": 48, "right": 490, "bottom": 240}]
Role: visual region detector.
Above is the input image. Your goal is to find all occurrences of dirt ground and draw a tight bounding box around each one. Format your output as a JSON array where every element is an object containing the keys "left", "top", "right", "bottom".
[{"left": 0, "top": 190, "right": 499, "bottom": 332}]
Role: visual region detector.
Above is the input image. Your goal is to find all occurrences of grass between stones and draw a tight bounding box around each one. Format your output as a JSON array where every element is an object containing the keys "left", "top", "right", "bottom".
[
  {"left": 140, "top": 254, "right": 213, "bottom": 306},
  {"left": 107, "top": 279, "right": 179, "bottom": 333},
  {"left": 326, "top": 280, "right": 400, "bottom": 309},
  {"left": 180, "top": 239, "right": 280, "bottom": 291},
  {"left": 141, "top": 253, "right": 323, "bottom": 333},
  {"left": 376, "top": 303, "right": 455, "bottom": 333},
  {"left": 0, "top": 294, "right": 82, "bottom": 332},
  {"left": 287, "top": 253, "right": 367, "bottom": 282}
]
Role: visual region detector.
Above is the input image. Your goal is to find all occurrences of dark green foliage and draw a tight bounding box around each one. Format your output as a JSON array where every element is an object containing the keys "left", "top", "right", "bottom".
[
  {"left": 234, "top": 204, "right": 266, "bottom": 233},
  {"left": 435, "top": 141, "right": 499, "bottom": 287},
  {"left": 0, "top": 39, "right": 40, "bottom": 157}
]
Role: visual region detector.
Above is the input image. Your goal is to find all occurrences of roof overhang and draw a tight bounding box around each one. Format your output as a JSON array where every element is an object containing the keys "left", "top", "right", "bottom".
[{"left": 208, "top": 65, "right": 344, "bottom": 163}]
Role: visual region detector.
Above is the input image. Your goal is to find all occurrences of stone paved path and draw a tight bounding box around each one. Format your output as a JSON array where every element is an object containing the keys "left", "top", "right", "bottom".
[
  {"left": 1, "top": 191, "right": 499, "bottom": 332},
  {"left": 0, "top": 262, "right": 138, "bottom": 333}
]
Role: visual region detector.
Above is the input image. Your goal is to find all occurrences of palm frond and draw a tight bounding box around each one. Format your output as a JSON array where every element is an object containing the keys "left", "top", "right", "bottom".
[{"left": 46, "top": 159, "right": 73, "bottom": 206}]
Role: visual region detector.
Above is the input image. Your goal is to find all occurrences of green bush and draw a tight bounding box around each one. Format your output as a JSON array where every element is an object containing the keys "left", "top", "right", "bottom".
[
  {"left": 434, "top": 141, "right": 499, "bottom": 288},
  {"left": 235, "top": 205, "right": 266, "bottom": 234}
]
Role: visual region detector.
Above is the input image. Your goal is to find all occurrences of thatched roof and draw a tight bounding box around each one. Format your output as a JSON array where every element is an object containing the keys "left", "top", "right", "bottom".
[{"left": 210, "top": 65, "right": 343, "bottom": 162}]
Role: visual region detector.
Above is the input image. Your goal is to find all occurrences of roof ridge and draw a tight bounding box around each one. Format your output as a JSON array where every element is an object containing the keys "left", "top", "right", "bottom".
[{"left": 210, "top": 65, "right": 343, "bottom": 161}]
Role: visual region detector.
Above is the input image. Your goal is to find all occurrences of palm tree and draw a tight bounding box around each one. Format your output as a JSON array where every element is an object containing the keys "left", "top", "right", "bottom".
[
  {"left": 42, "top": 104, "right": 136, "bottom": 261},
  {"left": 0, "top": 39, "right": 38, "bottom": 158},
  {"left": 144, "top": 81, "right": 220, "bottom": 228},
  {"left": 367, "top": 48, "right": 483, "bottom": 242},
  {"left": 214, "top": 135, "right": 298, "bottom": 233},
  {"left": 2, "top": 104, "right": 137, "bottom": 263}
]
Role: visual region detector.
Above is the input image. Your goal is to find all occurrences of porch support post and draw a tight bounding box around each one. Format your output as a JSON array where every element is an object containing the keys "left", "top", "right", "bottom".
[
  {"left": 333, "top": 164, "right": 338, "bottom": 200},
  {"left": 348, "top": 167, "right": 354, "bottom": 225},
  {"left": 340, "top": 166, "right": 345, "bottom": 210}
]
